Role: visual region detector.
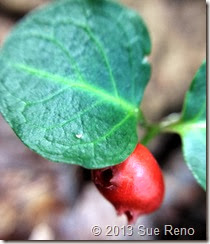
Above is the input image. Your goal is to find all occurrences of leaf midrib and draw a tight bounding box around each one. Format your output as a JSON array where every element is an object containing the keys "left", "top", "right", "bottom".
[{"left": 11, "top": 62, "right": 137, "bottom": 114}]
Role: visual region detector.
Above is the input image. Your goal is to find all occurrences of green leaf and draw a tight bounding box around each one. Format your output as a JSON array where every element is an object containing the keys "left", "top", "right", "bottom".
[
  {"left": 0, "top": 0, "right": 151, "bottom": 169},
  {"left": 169, "top": 61, "right": 206, "bottom": 190}
]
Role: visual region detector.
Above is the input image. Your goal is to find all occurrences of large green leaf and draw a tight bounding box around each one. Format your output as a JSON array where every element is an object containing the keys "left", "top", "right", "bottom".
[
  {"left": 0, "top": 0, "right": 151, "bottom": 169},
  {"left": 169, "top": 61, "right": 206, "bottom": 190}
]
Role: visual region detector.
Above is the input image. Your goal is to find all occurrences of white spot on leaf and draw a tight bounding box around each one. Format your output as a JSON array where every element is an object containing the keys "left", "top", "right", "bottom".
[
  {"left": 142, "top": 56, "right": 148, "bottom": 64},
  {"left": 76, "top": 134, "right": 83, "bottom": 139}
]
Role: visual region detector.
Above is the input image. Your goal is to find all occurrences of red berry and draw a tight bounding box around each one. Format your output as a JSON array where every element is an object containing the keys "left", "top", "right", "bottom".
[{"left": 91, "top": 143, "right": 165, "bottom": 224}]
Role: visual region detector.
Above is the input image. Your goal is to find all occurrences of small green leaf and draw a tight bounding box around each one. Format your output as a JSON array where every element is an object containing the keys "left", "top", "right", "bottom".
[
  {"left": 0, "top": 0, "right": 151, "bottom": 169},
  {"left": 169, "top": 61, "right": 206, "bottom": 190}
]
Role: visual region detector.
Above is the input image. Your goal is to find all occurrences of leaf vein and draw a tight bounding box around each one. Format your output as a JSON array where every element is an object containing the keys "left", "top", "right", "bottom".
[
  {"left": 10, "top": 62, "right": 136, "bottom": 112},
  {"left": 57, "top": 17, "right": 119, "bottom": 98},
  {"left": 24, "top": 87, "right": 69, "bottom": 106},
  {"left": 18, "top": 32, "right": 85, "bottom": 81},
  {"left": 44, "top": 99, "right": 103, "bottom": 131},
  {"left": 67, "top": 111, "right": 133, "bottom": 147}
]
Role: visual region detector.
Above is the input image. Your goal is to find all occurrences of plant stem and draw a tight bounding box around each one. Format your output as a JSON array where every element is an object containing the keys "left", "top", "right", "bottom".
[
  {"left": 139, "top": 113, "right": 181, "bottom": 146},
  {"left": 140, "top": 124, "right": 160, "bottom": 146}
]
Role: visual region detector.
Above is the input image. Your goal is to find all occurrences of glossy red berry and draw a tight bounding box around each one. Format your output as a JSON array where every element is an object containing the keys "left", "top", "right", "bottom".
[{"left": 92, "top": 143, "right": 165, "bottom": 224}]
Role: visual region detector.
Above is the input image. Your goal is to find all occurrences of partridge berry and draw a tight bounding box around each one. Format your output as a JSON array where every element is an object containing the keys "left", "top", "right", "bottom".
[{"left": 92, "top": 143, "right": 165, "bottom": 224}]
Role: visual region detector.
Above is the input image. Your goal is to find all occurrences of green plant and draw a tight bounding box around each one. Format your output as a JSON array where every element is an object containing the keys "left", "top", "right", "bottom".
[
  {"left": 0, "top": 0, "right": 206, "bottom": 215},
  {"left": 92, "top": 143, "right": 165, "bottom": 223}
]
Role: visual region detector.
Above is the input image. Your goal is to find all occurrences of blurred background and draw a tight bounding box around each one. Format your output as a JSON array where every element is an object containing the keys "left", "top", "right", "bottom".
[{"left": 0, "top": 0, "right": 206, "bottom": 240}]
